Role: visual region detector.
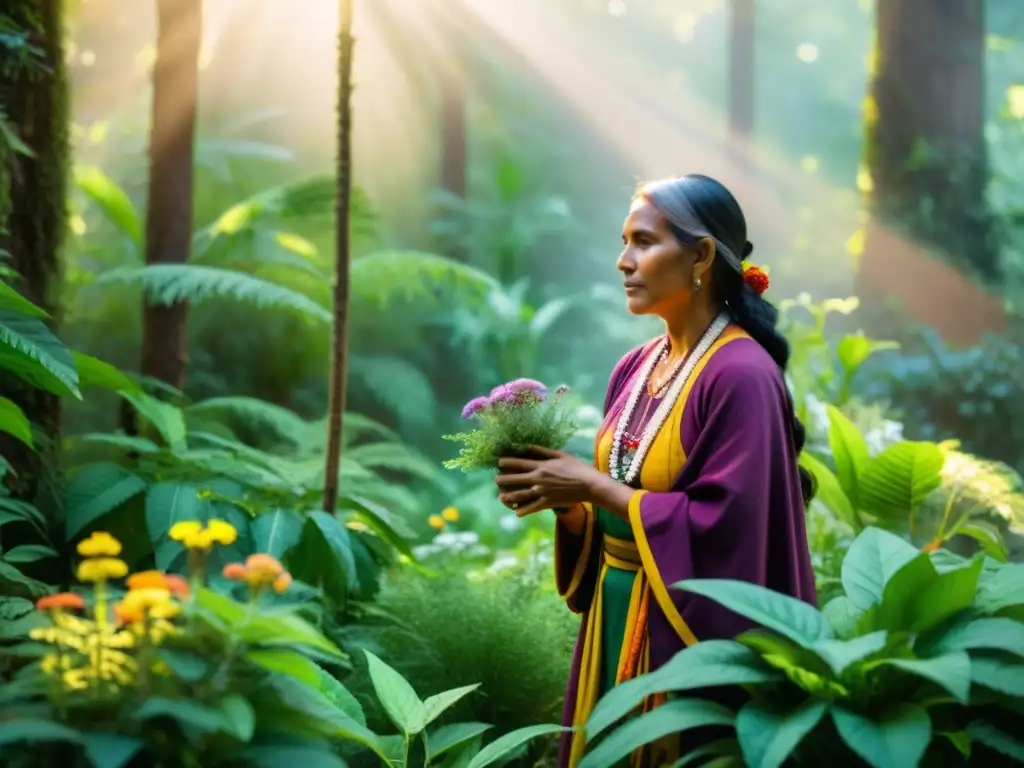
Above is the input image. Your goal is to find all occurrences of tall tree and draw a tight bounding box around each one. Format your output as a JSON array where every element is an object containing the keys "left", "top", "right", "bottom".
[
  {"left": 140, "top": 0, "right": 201, "bottom": 391},
  {"left": 322, "top": 0, "right": 356, "bottom": 514},
  {"left": 0, "top": 0, "right": 69, "bottom": 509},
  {"left": 858, "top": 0, "right": 1002, "bottom": 341},
  {"left": 728, "top": 0, "right": 755, "bottom": 140}
]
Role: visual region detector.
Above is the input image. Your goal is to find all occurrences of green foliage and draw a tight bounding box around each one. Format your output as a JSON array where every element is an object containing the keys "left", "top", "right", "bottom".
[
  {"left": 345, "top": 566, "right": 577, "bottom": 752},
  {"left": 444, "top": 385, "right": 577, "bottom": 472},
  {"left": 359, "top": 648, "right": 567, "bottom": 768},
  {"left": 62, "top": 392, "right": 434, "bottom": 608},
  {"left": 585, "top": 527, "right": 1024, "bottom": 768}
]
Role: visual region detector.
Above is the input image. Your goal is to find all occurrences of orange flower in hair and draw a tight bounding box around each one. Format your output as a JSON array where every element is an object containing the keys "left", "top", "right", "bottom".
[{"left": 742, "top": 263, "right": 769, "bottom": 296}]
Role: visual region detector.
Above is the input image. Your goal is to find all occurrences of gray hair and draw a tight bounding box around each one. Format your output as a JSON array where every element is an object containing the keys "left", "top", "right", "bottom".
[{"left": 639, "top": 177, "right": 747, "bottom": 275}]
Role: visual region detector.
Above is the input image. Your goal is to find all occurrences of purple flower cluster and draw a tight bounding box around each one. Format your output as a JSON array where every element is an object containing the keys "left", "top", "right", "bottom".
[{"left": 460, "top": 378, "right": 556, "bottom": 420}]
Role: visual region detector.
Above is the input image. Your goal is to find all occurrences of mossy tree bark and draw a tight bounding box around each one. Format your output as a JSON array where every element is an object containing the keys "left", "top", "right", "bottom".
[
  {"left": 858, "top": 0, "right": 1002, "bottom": 343},
  {"left": 139, "top": 0, "right": 201, "bottom": 392},
  {"left": 0, "top": 0, "right": 69, "bottom": 515},
  {"left": 322, "top": 0, "right": 356, "bottom": 515}
]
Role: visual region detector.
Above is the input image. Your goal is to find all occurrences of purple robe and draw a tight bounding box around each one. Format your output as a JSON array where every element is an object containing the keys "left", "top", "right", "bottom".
[{"left": 553, "top": 327, "right": 818, "bottom": 766}]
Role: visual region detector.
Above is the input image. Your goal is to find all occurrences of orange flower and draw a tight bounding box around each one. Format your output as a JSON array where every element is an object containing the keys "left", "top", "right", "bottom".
[
  {"left": 922, "top": 539, "right": 942, "bottom": 553},
  {"left": 163, "top": 574, "right": 190, "bottom": 598},
  {"left": 272, "top": 572, "right": 293, "bottom": 593},
  {"left": 428, "top": 514, "right": 445, "bottom": 530},
  {"left": 245, "top": 553, "right": 284, "bottom": 580},
  {"left": 126, "top": 569, "right": 191, "bottom": 598},
  {"left": 223, "top": 562, "right": 247, "bottom": 580},
  {"left": 126, "top": 571, "right": 168, "bottom": 591},
  {"left": 36, "top": 593, "right": 85, "bottom": 612}
]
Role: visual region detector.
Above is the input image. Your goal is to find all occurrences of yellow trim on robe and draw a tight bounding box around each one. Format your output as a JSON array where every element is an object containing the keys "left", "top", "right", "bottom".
[
  {"left": 558, "top": 502, "right": 596, "bottom": 609},
  {"left": 629, "top": 327, "right": 750, "bottom": 647}
]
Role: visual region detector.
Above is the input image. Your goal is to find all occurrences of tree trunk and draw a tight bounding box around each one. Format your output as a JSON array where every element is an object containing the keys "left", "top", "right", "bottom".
[
  {"left": 322, "top": 0, "right": 356, "bottom": 515},
  {"left": 0, "top": 0, "right": 69, "bottom": 515},
  {"left": 858, "top": 0, "right": 1002, "bottom": 344},
  {"left": 140, "top": 0, "right": 201, "bottom": 391},
  {"left": 728, "top": 0, "right": 755, "bottom": 140}
]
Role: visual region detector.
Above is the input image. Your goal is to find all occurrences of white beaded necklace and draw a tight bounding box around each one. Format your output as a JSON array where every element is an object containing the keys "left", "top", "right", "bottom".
[{"left": 610, "top": 313, "right": 730, "bottom": 483}]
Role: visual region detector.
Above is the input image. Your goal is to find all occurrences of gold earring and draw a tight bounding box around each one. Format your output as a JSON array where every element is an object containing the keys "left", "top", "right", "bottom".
[{"left": 693, "top": 277, "right": 702, "bottom": 292}]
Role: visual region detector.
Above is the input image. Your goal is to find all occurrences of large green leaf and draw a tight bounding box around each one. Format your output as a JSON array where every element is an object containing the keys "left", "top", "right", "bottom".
[
  {"left": 131, "top": 697, "right": 226, "bottom": 734},
  {"left": 75, "top": 165, "right": 142, "bottom": 248},
  {"left": 0, "top": 281, "right": 47, "bottom": 318},
  {"left": 821, "top": 595, "right": 867, "bottom": 639},
  {"left": 65, "top": 462, "right": 147, "bottom": 540},
  {"left": 426, "top": 723, "right": 493, "bottom": 762},
  {"left": 314, "top": 665, "right": 366, "bottom": 726},
  {"left": 676, "top": 579, "right": 833, "bottom": 646},
  {"left": 363, "top": 649, "right": 427, "bottom": 735},
  {"left": 840, "top": 527, "right": 918, "bottom": 610},
  {"left": 968, "top": 721, "right": 1024, "bottom": 763},
  {"left": 72, "top": 352, "right": 141, "bottom": 393},
  {"left": 873, "top": 652, "right": 972, "bottom": 704},
  {"left": 81, "top": 732, "right": 145, "bottom": 768},
  {"left": 0, "top": 719, "right": 82, "bottom": 746},
  {"left": 288, "top": 512, "right": 358, "bottom": 604},
  {"left": 975, "top": 564, "right": 1024, "bottom": 615},
  {"left": 586, "top": 640, "right": 781, "bottom": 737},
  {"left": 925, "top": 617, "right": 1024, "bottom": 658},
  {"left": 251, "top": 508, "right": 304, "bottom": 559},
  {"left": 246, "top": 648, "right": 321, "bottom": 686},
  {"left": 826, "top": 405, "right": 870, "bottom": 504},
  {"left": 831, "top": 704, "right": 931, "bottom": 768},
  {"left": 219, "top": 693, "right": 256, "bottom": 742},
  {"left": 800, "top": 452, "right": 856, "bottom": 528},
  {"left": 235, "top": 608, "right": 345, "bottom": 659},
  {"left": 122, "top": 392, "right": 187, "bottom": 451},
  {"left": 465, "top": 723, "right": 569, "bottom": 768},
  {"left": 0, "top": 310, "right": 80, "bottom": 397},
  {"left": 858, "top": 441, "right": 945, "bottom": 520},
  {"left": 580, "top": 699, "right": 733, "bottom": 768},
  {"left": 735, "top": 699, "right": 828, "bottom": 768},
  {"left": 0, "top": 396, "right": 32, "bottom": 446},
  {"left": 878, "top": 554, "right": 981, "bottom": 633},
  {"left": 145, "top": 483, "right": 205, "bottom": 568},
  {"left": 422, "top": 684, "right": 480, "bottom": 728},
  {"left": 810, "top": 630, "right": 888, "bottom": 676},
  {"left": 970, "top": 657, "right": 1024, "bottom": 697}
]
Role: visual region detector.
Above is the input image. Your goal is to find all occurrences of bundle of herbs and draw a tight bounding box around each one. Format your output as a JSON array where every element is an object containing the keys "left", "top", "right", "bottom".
[{"left": 443, "top": 378, "right": 577, "bottom": 471}]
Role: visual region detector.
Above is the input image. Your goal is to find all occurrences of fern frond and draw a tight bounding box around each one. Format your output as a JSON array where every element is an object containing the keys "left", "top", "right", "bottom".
[
  {"left": 350, "top": 355, "right": 438, "bottom": 428},
  {"left": 185, "top": 397, "right": 315, "bottom": 446},
  {"left": 0, "top": 310, "right": 80, "bottom": 398},
  {"left": 351, "top": 251, "right": 499, "bottom": 309},
  {"left": 93, "top": 265, "right": 331, "bottom": 323},
  {"left": 344, "top": 442, "right": 443, "bottom": 484}
]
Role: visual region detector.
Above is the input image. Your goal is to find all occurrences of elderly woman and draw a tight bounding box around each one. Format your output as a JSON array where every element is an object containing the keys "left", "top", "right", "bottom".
[{"left": 495, "top": 174, "right": 817, "bottom": 768}]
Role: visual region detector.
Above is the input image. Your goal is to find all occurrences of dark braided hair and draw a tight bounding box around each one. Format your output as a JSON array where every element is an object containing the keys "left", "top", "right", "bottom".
[{"left": 641, "top": 174, "right": 816, "bottom": 504}]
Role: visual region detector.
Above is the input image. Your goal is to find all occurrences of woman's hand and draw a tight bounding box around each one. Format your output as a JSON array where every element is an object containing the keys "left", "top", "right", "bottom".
[{"left": 495, "top": 446, "right": 605, "bottom": 517}]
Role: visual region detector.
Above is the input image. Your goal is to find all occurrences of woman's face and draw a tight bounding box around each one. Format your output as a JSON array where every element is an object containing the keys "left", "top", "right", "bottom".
[{"left": 618, "top": 197, "right": 701, "bottom": 318}]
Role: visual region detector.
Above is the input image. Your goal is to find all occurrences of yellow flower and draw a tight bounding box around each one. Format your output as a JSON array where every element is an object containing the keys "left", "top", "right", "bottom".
[
  {"left": 441, "top": 506, "right": 459, "bottom": 522},
  {"left": 77, "top": 532, "right": 122, "bottom": 558},
  {"left": 77, "top": 557, "right": 128, "bottom": 583},
  {"left": 169, "top": 521, "right": 203, "bottom": 542},
  {"left": 428, "top": 514, "right": 445, "bottom": 530},
  {"left": 206, "top": 519, "right": 238, "bottom": 545},
  {"left": 116, "top": 588, "right": 180, "bottom": 623},
  {"left": 169, "top": 519, "right": 238, "bottom": 550}
]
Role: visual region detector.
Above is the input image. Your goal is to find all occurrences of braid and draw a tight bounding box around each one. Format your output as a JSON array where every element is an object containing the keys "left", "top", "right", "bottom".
[{"left": 713, "top": 263, "right": 816, "bottom": 504}]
